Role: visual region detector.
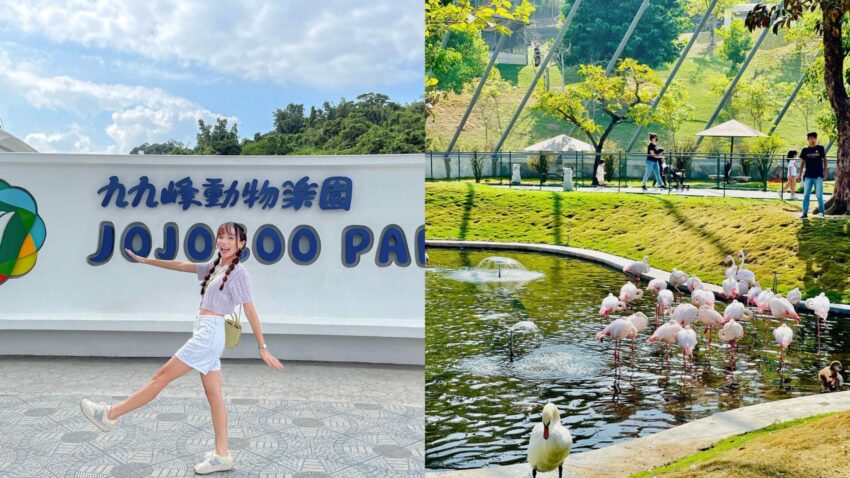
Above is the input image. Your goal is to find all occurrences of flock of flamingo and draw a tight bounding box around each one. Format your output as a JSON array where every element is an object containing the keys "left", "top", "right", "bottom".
[{"left": 594, "top": 250, "right": 833, "bottom": 371}]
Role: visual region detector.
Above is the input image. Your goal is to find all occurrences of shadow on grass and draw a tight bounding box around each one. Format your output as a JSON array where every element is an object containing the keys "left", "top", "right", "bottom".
[
  {"left": 795, "top": 219, "right": 850, "bottom": 303},
  {"left": 645, "top": 195, "right": 730, "bottom": 258},
  {"left": 458, "top": 182, "right": 475, "bottom": 242},
  {"left": 551, "top": 192, "right": 563, "bottom": 246}
]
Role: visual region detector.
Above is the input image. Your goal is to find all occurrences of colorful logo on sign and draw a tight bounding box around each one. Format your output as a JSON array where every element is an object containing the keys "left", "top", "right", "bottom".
[{"left": 0, "top": 179, "right": 46, "bottom": 285}]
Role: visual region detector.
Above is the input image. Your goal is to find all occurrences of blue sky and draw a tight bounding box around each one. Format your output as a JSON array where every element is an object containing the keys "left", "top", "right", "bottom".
[{"left": 0, "top": 0, "right": 423, "bottom": 153}]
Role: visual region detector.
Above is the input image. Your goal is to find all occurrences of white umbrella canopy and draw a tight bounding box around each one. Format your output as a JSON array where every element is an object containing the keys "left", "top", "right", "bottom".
[
  {"left": 0, "top": 128, "right": 37, "bottom": 153},
  {"left": 695, "top": 119, "right": 766, "bottom": 157},
  {"left": 523, "top": 134, "right": 594, "bottom": 153}
]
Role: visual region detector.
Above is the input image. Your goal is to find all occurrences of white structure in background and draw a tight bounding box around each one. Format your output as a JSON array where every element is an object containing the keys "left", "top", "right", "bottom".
[
  {"left": 0, "top": 153, "right": 425, "bottom": 365},
  {"left": 523, "top": 135, "right": 594, "bottom": 154},
  {"left": 563, "top": 167, "right": 574, "bottom": 191},
  {"left": 0, "top": 128, "right": 37, "bottom": 153},
  {"left": 512, "top": 164, "right": 522, "bottom": 184},
  {"left": 725, "top": 3, "right": 758, "bottom": 27}
]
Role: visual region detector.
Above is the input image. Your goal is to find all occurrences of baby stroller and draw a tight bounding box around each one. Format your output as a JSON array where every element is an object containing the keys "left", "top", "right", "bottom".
[{"left": 662, "top": 161, "right": 688, "bottom": 191}]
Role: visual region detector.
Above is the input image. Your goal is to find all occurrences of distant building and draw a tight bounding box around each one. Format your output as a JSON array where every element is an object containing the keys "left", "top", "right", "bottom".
[
  {"left": 724, "top": 3, "right": 758, "bottom": 27},
  {"left": 0, "top": 129, "right": 37, "bottom": 153},
  {"left": 479, "top": 0, "right": 565, "bottom": 66}
]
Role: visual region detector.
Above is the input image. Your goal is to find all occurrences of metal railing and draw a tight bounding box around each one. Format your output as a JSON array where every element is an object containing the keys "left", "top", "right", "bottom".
[{"left": 426, "top": 151, "right": 838, "bottom": 199}]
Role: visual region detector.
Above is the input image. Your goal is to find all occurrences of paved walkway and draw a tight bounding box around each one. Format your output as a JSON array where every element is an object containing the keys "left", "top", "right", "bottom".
[
  {"left": 0, "top": 357, "right": 423, "bottom": 477},
  {"left": 493, "top": 183, "right": 833, "bottom": 203},
  {"left": 427, "top": 390, "right": 850, "bottom": 478}
]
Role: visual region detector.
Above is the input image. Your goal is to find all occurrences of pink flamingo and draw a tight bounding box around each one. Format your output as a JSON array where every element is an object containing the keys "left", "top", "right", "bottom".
[
  {"left": 786, "top": 288, "right": 802, "bottom": 307},
  {"left": 647, "top": 278, "right": 667, "bottom": 295},
  {"left": 723, "top": 299, "right": 753, "bottom": 324},
  {"left": 698, "top": 305, "right": 723, "bottom": 351},
  {"left": 596, "top": 318, "right": 638, "bottom": 369},
  {"left": 719, "top": 319, "right": 744, "bottom": 369},
  {"left": 769, "top": 296, "right": 801, "bottom": 324},
  {"left": 721, "top": 271, "right": 739, "bottom": 300},
  {"left": 656, "top": 289, "right": 674, "bottom": 327},
  {"left": 626, "top": 312, "right": 649, "bottom": 354},
  {"left": 623, "top": 256, "right": 649, "bottom": 282},
  {"left": 773, "top": 323, "right": 794, "bottom": 369},
  {"left": 686, "top": 275, "right": 703, "bottom": 292},
  {"left": 805, "top": 293, "right": 831, "bottom": 338},
  {"left": 669, "top": 269, "right": 688, "bottom": 298},
  {"left": 676, "top": 326, "right": 698, "bottom": 368},
  {"left": 756, "top": 289, "right": 775, "bottom": 314},
  {"left": 619, "top": 282, "right": 644, "bottom": 305},
  {"left": 648, "top": 319, "right": 683, "bottom": 368},
  {"left": 691, "top": 289, "right": 715, "bottom": 308},
  {"left": 746, "top": 283, "right": 762, "bottom": 307},
  {"left": 671, "top": 303, "right": 698, "bottom": 328},
  {"left": 599, "top": 293, "right": 626, "bottom": 317}
]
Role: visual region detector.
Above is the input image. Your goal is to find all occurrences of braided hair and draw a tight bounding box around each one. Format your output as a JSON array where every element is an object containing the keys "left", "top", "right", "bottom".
[{"left": 200, "top": 222, "right": 247, "bottom": 295}]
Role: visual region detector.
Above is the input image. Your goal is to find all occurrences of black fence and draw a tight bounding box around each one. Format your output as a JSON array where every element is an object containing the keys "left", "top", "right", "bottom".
[{"left": 426, "top": 151, "right": 838, "bottom": 198}]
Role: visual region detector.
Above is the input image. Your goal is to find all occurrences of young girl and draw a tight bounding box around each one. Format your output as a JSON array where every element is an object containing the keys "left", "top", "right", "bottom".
[
  {"left": 80, "top": 222, "right": 283, "bottom": 475},
  {"left": 784, "top": 150, "right": 798, "bottom": 200},
  {"left": 595, "top": 158, "right": 606, "bottom": 187}
]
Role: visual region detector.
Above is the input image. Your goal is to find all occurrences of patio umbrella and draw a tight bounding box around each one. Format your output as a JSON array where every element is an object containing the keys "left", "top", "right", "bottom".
[
  {"left": 695, "top": 119, "right": 766, "bottom": 159},
  {"left": 523, "top": 134, "right": 594, "bottom": 152}
]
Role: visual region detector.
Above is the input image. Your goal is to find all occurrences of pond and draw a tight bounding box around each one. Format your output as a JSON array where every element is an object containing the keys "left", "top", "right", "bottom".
[{"left": 425, "top": 248, "right": 850, "bottom": 470}]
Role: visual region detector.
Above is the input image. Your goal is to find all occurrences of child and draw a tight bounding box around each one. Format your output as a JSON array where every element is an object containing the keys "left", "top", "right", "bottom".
[
  {"left": 595, "top": 158, "right": 606, "bottom": 187},
  {"left": 783, "top": 150, "right": 798, "bottom": 200}
]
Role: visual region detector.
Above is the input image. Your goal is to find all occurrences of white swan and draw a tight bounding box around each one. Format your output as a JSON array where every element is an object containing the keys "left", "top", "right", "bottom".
[{"left": 527, "top": 403, "right": 573, "bottom": 478}]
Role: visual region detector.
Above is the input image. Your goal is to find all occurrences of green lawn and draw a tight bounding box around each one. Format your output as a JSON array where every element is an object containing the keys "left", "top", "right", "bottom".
[
  {"left": 630, "top": 412, "right": 850, "bottom": 477},
  {"left": 426, "top": 181, "right": 850, "bottom": 302},
  {"left": 427, "top": 31, "right": 826, "bottom": 154}
]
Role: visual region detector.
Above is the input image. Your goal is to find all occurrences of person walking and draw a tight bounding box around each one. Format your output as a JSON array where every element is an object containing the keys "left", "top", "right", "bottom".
[
  {"left": 642, "top": 133, "right": 665, "bottom": 191},
  {"left": 79, "top": 222, "right": 284, "bottom": 474},
  {"left": 797, "top": 132, "right": 828, "bottom": 218}
]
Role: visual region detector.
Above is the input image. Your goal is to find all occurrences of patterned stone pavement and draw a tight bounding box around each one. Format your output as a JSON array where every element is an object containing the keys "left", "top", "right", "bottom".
[{"left": 0, "top": 357, "right": 424, "bottom": 477}]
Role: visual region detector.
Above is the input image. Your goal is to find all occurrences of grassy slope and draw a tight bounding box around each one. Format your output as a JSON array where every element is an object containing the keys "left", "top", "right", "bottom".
[
  {"left": 425, "top": 182, "right": 850, "bottom": 302},
  {"left": 427, "top": 31, "right": 826, "bottom": 153},
  {"left": 630, "top": 412, "right": 850, "bottom": 477}
]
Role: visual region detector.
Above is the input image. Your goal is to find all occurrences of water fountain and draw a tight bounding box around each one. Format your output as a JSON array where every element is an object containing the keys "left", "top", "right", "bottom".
[{"left": 444, "top": 256, "right": 544, "bottom": 284}]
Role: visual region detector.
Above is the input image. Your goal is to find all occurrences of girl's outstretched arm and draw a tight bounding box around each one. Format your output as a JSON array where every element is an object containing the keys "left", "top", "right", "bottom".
[
  {"left": 124, "top": 248, "right": 197, "bottom": 273},
  {"left": 243, "top": 302, "right": 284, "bottom": 370}
]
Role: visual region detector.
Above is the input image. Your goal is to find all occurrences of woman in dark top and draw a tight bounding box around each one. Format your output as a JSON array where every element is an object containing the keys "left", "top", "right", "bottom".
[
  {"left": 642, "top": 133, "right": 665, "bottom": 190},
  {"left": 797, "top": 132, "right": 828, "bottom": 218}
]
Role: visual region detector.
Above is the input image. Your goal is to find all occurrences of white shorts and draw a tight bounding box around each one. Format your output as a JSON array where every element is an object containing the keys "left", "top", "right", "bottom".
[{"left": 174, "top": 315, "right": 225, "bottom": 375}]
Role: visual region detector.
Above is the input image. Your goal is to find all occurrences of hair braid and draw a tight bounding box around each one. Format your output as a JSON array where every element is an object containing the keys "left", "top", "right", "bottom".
[
  {"left": 219, "top": 249, "right": 241, "bottom": 291},
  {"left": 200, "top": 252, "right": 222, "bottom": 296}
]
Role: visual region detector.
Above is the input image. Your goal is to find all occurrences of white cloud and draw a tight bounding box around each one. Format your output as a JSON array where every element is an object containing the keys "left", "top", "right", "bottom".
[
  {"left": 24, "top": 124, "right": 93, "bottom": 153},
  {"left": 0, "top": 50, "right": 236, "bottom": 153},
  {"left": 0, "top": 0, "right": 423, "bottom": 90}
]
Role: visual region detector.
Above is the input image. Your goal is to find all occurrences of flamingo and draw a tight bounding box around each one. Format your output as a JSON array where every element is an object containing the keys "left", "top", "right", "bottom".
[
  {"left": 691, "top": 288, "right": 715, "bottom": 308},
  {"left": 619, "top": 282, "right": 644, "bottom": 304},
  {"left": 648, "top": 319, "right": 683, "bottom": 367},
  {"left": 722, "top": 271, "right": 739, "bottom": 300},
  {"left": 736, "top": 250, "right": 757, "bottom": 286},
  {"left": 671, "top": 303, "right": 699, "bottom": 327},
  {"left": 656, "top": 289, "right": 674, "bottom": 327},
  {"left": 686, "top": 275, "right": 703, "bottom": 292},
  {"left": 756, "top": 289, "right": 776, "bottom": 314},
  {"left": 669, "top": 269, "right": 688, "bottom": 291},
  {"left": 786, "top": 287, "right": 802, "bottom": 306},
  {"left": 527, "top": 403, "right": 573, "bottom": 478},
  {"left": 723, "top": 299, "right": 753, "bottom": 323},
  {"left": 718, "top": 319, "right": 744, "bottom": 369},
  {"left": 769, "top": 296, "right": 801, "bottom": 323},
  {"left": 723, "top": 255, "right": 738, "bottom": 278},
  {"left": 599, "top": 293, "right": 626, "bottom": 317},
  {"left": 773, "top": 323, "right": 794, "bottom": 369},
  {"left": 805, "top": 292, "right": 831, "bottom": 337},
  {"left": 626, "top": 312, "right": 649, "bottom": 353},
  {"left": 746, "top": 283, "right": 763, "bottom": 306},
  {"left": 737, "top": 280, "right": 749, "bottom": 298},
  {"left": 623, "top": 256, "right": 650, "bottom": 280},
  {"left": 676, "top": 326, "right": 698, "bottom": 367},
  {"left": 647, "top": 278, "right": 667, "bottom": 295},
  {"left": 595, "top": 318, "right": 638, "bottom": 368},
  {"left": 698, "top": 305, "right": 723, "bottom": 351}
]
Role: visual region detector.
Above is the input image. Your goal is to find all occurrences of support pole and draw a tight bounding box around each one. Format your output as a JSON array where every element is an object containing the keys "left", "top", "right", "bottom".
[
  {"left": 626, "top": 0, "right": 719, "bottom": 151},
  {"left": 492, "top": 0, "right": 583, "bottom": 154},
  {"left": 693, "top": 3, "right": 782, "bottom": 150}
]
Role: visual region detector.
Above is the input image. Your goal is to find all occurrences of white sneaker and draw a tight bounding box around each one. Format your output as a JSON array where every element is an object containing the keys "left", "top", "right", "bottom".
[
  {"left": 818, "top": 213, "right": 825, "bottom": 218},
  {"left": 790, "top": 193, "right": 797, "bottom": 200},
  {"left": 80, "top": 399, "right": 117, "bottom": 432},
  {"left": 194, "top": 451, "right": 233, "bottom": 474}
]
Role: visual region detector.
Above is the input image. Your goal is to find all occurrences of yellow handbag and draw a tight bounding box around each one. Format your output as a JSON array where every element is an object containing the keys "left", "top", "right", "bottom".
[{"left": 224, "top": 304, "right": 243, "bottom": 349}]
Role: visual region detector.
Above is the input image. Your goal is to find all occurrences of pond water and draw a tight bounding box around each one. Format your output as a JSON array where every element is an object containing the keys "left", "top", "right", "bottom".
[{"left": 425, "top": 248, "right": 850, "bottom": 470}]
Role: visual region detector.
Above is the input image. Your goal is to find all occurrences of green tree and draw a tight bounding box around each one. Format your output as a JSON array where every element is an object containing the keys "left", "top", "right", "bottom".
[
  {"left": 273, "top": 104, "right": 306, "bottom": 134},
  {"left": 560, "top": 0, "right": 688, "bottom": 69},
  {"left": 685, "top": 0, "right": 737, "bottom": 53},
  {"left": 130, "top": 140, "right": 191, "bottom": 155},
  {"left": 465, "top": 69, "right": 515, "bottom": 150},
  {"left": 429, "top": 31, "right": 489, "bottom": 95},
  {"left": 748, "top": 2, "right": 850, "bottom": 214},
  {"left": 718, "top": 19, "right": 753, "bottom": 74},
  {"left": 195, "top": 118, "right": 240, "bottom": 155}
]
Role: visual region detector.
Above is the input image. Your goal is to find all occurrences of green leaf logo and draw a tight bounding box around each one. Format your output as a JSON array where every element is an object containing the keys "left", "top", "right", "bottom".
[{"left": 0, "top": 179, "right": 46, "bottom": 285}]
